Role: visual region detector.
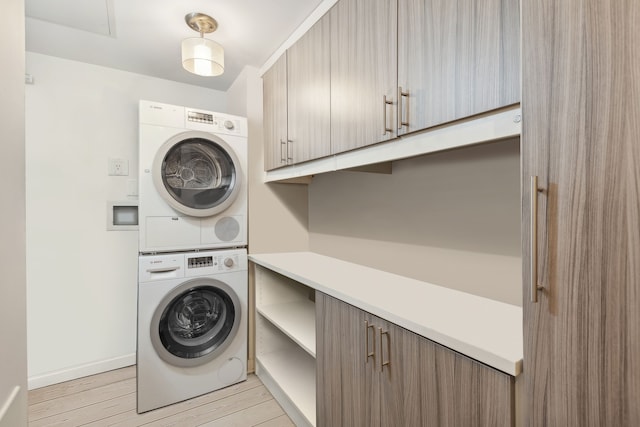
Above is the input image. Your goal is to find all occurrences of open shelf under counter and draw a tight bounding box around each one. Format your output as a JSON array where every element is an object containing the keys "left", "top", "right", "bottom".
[
  {"left": 250, "top": 251, "right": 523, "bottom": 376},
  {"left": 257, "top": 300, "right": 316, "bottom": 357},
  {"left": 257, "top": 349, "right": 316, "bottom": 427}
]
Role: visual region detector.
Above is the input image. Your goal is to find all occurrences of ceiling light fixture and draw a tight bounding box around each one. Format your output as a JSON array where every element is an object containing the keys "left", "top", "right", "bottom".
[{"left": 182, "top": 12, "right": 224, "bottom": 77}]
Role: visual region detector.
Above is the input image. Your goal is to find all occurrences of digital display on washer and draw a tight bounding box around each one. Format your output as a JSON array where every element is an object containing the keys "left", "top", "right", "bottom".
[
  {"left": 188, "top": 256, "right": 214, "bottom": 268},
  {"left": 187, "top": 111, "right": 214, "bottom": 124}
]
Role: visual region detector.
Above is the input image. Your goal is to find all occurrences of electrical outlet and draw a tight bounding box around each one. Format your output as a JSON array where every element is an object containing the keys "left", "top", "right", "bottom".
[{"left": 108, "top": 158, "right": 129, "bottom": 176}]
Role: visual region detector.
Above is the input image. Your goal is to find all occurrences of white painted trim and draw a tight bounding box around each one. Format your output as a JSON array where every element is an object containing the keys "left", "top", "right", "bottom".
[
  {"left": 264, "top": 106, "right": 522, "bottom": 183},
  {"left": 28, "top": 353, "right": 135, "bottom": 390},
  {"left": 0, "top": 387, "right": 21, "bottom": 427},
  {"left": 259, "top": 0, "right": 339, "bottom": 76}
]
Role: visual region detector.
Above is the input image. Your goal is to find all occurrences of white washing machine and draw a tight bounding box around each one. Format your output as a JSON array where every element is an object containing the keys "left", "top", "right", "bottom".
[
  {"left": 138, "top": 100, "right": 247, "bottom": 253},
  {"left": 137, "top": 248, "right": 248, "bottom": 413}
]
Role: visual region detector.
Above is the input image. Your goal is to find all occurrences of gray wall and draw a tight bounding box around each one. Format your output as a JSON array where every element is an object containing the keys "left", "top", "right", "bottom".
[
  {"left": 228, "top": 66, "right": 310, "bottom": 255},
  {"left": 309, "top": 137, "right": 521, "bottom": 305},
  {"left": 0, "top": 0, "right": 27, "bottom": 425},
  {"left": 227, "top": 66, "right": 310, "bottom": 371}
]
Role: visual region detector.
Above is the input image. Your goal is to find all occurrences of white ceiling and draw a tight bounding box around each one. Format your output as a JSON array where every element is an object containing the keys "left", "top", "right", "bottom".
[{"left": 25, "top": 0, "right": 324, "bottom": 91}]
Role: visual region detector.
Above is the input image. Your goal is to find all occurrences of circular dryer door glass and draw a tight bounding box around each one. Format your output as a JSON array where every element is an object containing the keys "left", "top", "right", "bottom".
[
  {"left": 161, "top": 138, "right": 236, "bottom": 211},
  {"left": 158, "top": 286, "right": 236, "bottom": 360}
]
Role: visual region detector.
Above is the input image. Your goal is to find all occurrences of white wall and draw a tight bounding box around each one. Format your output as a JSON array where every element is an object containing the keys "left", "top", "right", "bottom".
[
  {"left": 309, "top": 138, "right": 522, "bottom": 306},
  {"left": 0, "top": 0, "right": 28, "bottom": 424},
  {"left": 25, "top": 52, "right": 227, "bottom": 388}
]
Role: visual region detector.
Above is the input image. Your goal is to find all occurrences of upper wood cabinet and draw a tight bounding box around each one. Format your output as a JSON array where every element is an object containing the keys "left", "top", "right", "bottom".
[
  {"left": 329, "top": 0, "right": 398, "bottom": 154},
  {"left": 316, "top": 292, "right": 515, "bottom": 426},
  {"left": 262, "top": 54, "right": 288, "bottom": 171},
  {"left": 287, "top": 14, "right": 331, "bottom": 164},
  {"left": 263, "top": 16, "right": 331, "bottom": 171},
  {"left": 522, "top": 0, "right": 640, "bottom": 425},
  {"left": 263, "top": 0, "right": 521, "bottom": 169},
  {"left": 397, "top": 0, "right": 520, "bottom": 135}
]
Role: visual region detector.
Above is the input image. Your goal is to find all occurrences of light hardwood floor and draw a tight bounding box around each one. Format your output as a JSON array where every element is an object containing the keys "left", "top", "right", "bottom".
[{"left": 28, "top": 366, "right": 294, "bottom": 427}]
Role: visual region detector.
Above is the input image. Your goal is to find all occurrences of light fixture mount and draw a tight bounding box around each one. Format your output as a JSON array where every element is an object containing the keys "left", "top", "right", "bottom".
[{"left": 185, "top": 12, "right": 218, "bottom": 35}]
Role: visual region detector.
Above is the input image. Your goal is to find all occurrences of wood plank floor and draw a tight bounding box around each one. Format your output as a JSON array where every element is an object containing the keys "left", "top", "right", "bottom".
[{"left": 28, "top": 366, "right": 294, "bottom": 427}]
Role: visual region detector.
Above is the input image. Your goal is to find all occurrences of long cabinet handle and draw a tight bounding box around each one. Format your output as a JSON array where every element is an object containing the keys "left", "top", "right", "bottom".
[
  {"left": 380, "top": 328, "right": 391, "bottom": 372},
  {"left": 383, "top": 95, "right": 393, "bottom": 135},
  {"left": 287, "top": 139, "right": 294, "bottom": 163},
  {"left": 280, "top": 139, "right": 286, "bottom": 163},
  {"left": 365, "top": 320, "right": 376, "bottom": 363},
  {"left": 531, "top": 176, "right": 543, "bottom": 303},
  {"left": 397, "top": 87, "right": 409, "bottom": 130}
]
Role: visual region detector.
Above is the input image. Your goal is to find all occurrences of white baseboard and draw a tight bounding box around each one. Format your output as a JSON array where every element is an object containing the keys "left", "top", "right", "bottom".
[{"left": 28, "top": 353, "right": 136, "bottom": 390}]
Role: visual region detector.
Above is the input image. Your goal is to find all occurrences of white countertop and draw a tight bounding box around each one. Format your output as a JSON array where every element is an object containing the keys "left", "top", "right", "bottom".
[{"left": 249, "top": 251, "right": 523, "bottom": 376}]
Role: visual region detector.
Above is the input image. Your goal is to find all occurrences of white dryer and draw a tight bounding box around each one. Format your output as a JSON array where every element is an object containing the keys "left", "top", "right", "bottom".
[
  {"left": 138, "top": 100, "right": 247, "bottom": 253},
  {"left": 137, "top": 248, "right": 248, "bottom": 413}
]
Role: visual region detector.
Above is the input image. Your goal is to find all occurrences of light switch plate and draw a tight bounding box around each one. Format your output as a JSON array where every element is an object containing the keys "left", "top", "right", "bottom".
[{"left": 108, "top": 158, "right": 129, "bottom": 176}]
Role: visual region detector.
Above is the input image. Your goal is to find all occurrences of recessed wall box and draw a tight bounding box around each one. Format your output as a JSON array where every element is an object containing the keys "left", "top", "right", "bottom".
[{"left": 107, "top": 201, "right": 138, "bottom": 231}]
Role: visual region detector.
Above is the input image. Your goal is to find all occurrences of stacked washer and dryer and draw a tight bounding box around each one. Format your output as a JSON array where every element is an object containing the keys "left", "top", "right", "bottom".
[{"left": 137, "top": 100, "right": 249, "bottom": 413}]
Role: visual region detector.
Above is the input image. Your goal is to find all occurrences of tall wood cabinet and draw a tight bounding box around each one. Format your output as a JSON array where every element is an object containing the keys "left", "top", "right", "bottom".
[
  {"left": 522, "top": 0, "right": 640, "bottom": 425},
  {"left": 397, "top": 0, "right": 519, "bottom": 135},
  {"left": 316, "top": 292, "right": 515, "bottom": 426},
  {"left": 329, "top": 0, "right": 398, "bottom": 154}
]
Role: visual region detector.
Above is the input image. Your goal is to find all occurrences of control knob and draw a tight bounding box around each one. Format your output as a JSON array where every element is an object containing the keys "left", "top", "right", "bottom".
[
  {"left": 224, "top": 258, "right": 234, "bottom": 268},
  {"left": 224, "top": 120, "right": 235, "bottom": 130}
]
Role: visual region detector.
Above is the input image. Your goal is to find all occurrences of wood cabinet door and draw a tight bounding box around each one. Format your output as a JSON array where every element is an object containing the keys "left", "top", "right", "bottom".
[
  {"left": 397, "top": 0, "right": 519, "bottom": 135},
  {"left": 316, "top": 292, "right": 369, "bottom": 427},
  {"left": 522, "top": 0, "right": 640, "bottom": 425},
  {"left": 376, "top": 318, "right": 421, "bottom": 427},
  {"left": 287, "top": 14, "right": 331, "bottom": 164},
  {"left": 330, "top": 0, "right": 398, "bottom": 155},
  {"left": 262, "top": 54, "right": 288, "bottom": 171},
  {"left": 420, "top": 338, "right": 514, "bottom": 426}
]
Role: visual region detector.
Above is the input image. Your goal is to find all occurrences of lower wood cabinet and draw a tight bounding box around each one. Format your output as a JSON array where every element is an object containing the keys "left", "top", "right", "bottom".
[{"left": 316, "top": 291, "right": 515, "bottom": 427}]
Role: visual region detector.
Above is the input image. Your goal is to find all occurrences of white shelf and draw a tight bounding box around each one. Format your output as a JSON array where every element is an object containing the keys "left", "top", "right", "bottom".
[
  {"left": 264, "top": 106, "right": 521, "bottom": 183},
  {"left": 257, "top": 350, "right": 316, "bottom": 427},
  {"left": 250, "top": 251, "right": 523, "bottom": 376},
  {"left": 257, "top": 300, "right": 316, "bottom": 357}
]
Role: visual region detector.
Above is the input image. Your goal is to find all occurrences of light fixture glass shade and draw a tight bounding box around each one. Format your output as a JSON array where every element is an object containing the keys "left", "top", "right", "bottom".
[{"left": 182, "top": 37, "right": 224, "bottom": 77}]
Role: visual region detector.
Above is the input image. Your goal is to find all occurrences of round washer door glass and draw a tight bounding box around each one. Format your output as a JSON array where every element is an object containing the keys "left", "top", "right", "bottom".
[
  {"left": 156, "top": 135, "right": 241, "bottom": 217},
  {"left": 156, "top": 285, "right": 238, "bottom": 363}
]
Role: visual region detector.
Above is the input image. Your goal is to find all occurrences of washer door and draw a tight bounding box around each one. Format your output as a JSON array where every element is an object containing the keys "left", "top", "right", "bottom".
[
  {"left": 152, "top": 131, "right": 242, "bottom": 217},
  {"left": 150, "top": 278, "right": 241, "bottom": 367}
]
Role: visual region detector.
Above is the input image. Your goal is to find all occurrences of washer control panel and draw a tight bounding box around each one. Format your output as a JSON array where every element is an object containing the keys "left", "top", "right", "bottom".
[
  {"left": 187, "top": 254, "right": 237, "bottom": 270},
  {"left": 188, "top": 255, "right": 214, "bottom": 269},
  {"left": 184, "top": 251, "right": 245, "bottom": 276}
]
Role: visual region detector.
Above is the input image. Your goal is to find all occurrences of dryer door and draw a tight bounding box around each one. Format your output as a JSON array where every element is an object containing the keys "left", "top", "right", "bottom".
[
  {"left": 153, "top": 131, "right": 242, "bottom": 217},
  {"left": 150, "top": 278, "right": 241, "bottom": 367}
]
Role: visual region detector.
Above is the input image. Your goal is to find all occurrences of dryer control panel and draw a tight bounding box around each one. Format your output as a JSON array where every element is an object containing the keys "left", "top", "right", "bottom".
[
  {"left": 187, "top": 111, "right": 214, "bottom": 125},
  {"left": 185, "top": 108, "right": 247, "bottom": 138}
]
